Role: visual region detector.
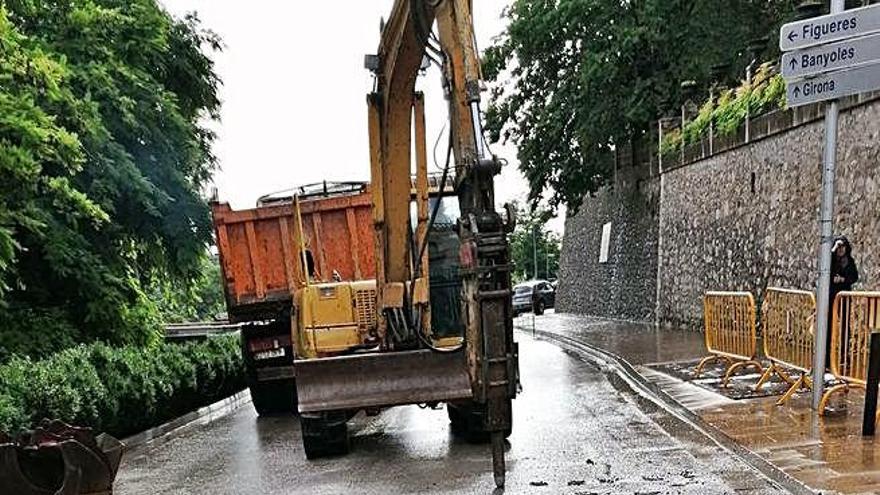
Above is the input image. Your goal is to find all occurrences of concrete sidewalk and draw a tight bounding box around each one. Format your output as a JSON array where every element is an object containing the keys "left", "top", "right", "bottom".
[{"left": 523, "top": 312, "right": 880, "bottom": 495}]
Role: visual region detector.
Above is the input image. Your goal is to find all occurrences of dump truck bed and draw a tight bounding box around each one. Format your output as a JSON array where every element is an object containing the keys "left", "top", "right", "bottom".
[{"left": 212, "top": 189, "right": 375, "bottom": 322}]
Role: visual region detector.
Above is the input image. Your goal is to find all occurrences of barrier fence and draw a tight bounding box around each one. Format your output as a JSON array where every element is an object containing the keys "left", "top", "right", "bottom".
[
  {"left": 696, "top": 291, "right": 762, "bottom": 386},
  {"left": 820, "top": 291, "right": 880, "bottom": 415},
  {"left": 755, "top": 288, "right": 815, "bottom": 405}
]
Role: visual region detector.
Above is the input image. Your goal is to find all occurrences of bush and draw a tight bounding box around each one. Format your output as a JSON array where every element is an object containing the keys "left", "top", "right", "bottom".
[
  {"left": 0, "top": 335, "right": 244, "bottom": 437},
  {"left": 661, "top": 62, "right": 787, "bottom": 155},
  {"left": 0, "top": 307, "right": 84, "bottom": 362}
]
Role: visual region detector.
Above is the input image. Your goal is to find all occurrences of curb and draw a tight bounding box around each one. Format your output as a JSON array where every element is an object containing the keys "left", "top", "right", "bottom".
[
  {"left": 122, "top": 389, "right": 252, "bottom": 451},
  {"left": 527, "top": 328, "right": 817, "bottom": 495}
]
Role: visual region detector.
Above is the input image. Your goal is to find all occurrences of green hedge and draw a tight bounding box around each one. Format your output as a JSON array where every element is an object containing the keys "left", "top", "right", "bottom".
[{"left": 0, "top": 335, "right": 245, "bottom": 438}]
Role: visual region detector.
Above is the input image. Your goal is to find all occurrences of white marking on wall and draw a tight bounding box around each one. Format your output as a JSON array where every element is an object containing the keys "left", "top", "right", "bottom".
[{"left": 599, "top": 222, "right": 612, "bottom": 263}]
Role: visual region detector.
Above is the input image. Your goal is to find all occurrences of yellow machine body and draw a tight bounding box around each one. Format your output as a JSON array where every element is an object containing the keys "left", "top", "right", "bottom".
[{"left": 296, "top": 280, "right": 378, "bottom": 359}]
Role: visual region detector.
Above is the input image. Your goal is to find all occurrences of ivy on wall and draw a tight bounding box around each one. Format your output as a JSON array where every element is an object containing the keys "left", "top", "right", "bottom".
[{"left": 661, "top": 63, "right": 787, "bottom": 155}]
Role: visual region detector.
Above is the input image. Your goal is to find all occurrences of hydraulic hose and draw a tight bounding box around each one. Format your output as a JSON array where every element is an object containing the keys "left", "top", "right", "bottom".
[{"left": 406, "top": 133, "right": 463, "bottom": 354}]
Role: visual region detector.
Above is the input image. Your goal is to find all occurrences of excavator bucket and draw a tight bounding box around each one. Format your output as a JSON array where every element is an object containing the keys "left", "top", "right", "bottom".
[
  {"left": 296, "top": 349, "right": 473, "bottom": 413},
  {"left": 0, "top": 420, "right": 124, "bottom": 495}
]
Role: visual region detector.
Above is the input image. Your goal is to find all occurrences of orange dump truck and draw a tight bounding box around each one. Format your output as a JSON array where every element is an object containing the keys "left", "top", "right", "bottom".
[
  {"left": 212, "top": 181, "right": 465, "bottom": 415},
  {"left": 211, "top": 182, "right": 378, "bottom": 414}
]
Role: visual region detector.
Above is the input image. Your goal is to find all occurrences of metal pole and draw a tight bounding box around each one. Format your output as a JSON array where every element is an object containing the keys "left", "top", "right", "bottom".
[
  {"left": 862, "top": 331, "right": 880, "bottom": 436},
  {"left": 657, "top": 119, "right": 664, "bottom": 173},
  {"left": 680, "top": 104, "right": 686, "bottom": 165},
  {"left": 533, "top": 226, "right": 538, "bottom": 279},
  {"left": 546, "top": 244, "right": 550, "bottom": 280},
  {"left": 709, "top": 89, "right": 715, "bottom": 155},
  {"left": 745, "top": 62, "right": 753, "bottom": 143},
  {"left": 812, "top": 0, "right": 845, "bottom": 411}
]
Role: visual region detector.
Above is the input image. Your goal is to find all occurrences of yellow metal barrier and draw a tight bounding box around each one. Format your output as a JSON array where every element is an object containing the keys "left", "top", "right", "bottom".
[
  {"left": 696, "top": 291, "right": 762, "bottom": 387},
  {"left": 819, "top": 291, "right": 880, "bottom": 415},
  {"left": 754, "top": 288, "right": 815, "bottom": 405}
]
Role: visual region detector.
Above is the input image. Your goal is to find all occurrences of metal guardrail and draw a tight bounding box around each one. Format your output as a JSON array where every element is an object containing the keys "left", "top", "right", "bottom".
[
  {"left": 695, "top": 291, "right": 762, "bottom": 386},
  {"left": 755, "top": 288, "right": 816, "bottom": 405},
  {"left": 819, "top": 291, "right": 880, "bottom": 414},
  {"left": 163, "top": 321, "right": 241, "bottom": 340}
]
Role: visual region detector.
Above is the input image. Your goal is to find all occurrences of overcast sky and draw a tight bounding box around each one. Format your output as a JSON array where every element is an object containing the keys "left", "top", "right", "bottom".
[{"left": 160, "top": 0, "right": 562, "bottom": 231}]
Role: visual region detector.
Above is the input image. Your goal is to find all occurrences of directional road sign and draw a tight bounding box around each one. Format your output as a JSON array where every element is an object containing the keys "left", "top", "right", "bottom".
[
  {"left": 786, "top": 60, "right": 880, "bottom": 107},
  {"left": 779, "top": 3, "right": 880, "bottom": 51},
  {"left": 783, "top": 31, "right": 880, "bottom": 79}
]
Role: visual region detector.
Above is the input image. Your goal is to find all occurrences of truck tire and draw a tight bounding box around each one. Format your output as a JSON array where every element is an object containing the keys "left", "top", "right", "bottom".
[
  {"left": 249, "top": 378, "right": 298, "bottom": 416},
  {"left": 241, "top": 320, "right": 298, "bottom": 416},
  {"left": 301, "top": 414, "right": 350, "bottom": 459},
  {"left": 447, "top": 402, "right": 512, "bottom": 443}
]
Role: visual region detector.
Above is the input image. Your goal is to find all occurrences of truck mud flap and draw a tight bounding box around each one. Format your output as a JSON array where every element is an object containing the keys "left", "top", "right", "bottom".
[{"left": 296, "top": 349, "right": 473, "bottom": 413}]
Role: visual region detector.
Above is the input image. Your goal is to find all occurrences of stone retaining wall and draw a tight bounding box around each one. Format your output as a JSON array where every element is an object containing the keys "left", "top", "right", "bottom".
[
  {"left": 558, "top": 98, "right": 880, "bottom": 329},
  {"left": 658, "top": 99, "right": 880, "bottom": 329},
  {"left": 556, "top": 163, "right": 660, "bottom": 321}
]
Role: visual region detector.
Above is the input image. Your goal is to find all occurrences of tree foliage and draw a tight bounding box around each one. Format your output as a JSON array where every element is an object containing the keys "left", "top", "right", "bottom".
[
  {"left": 152, "top": 255, "right": 225, "bottom": 324},
  {"left": 484, "top": 0, "right": 795, "bottom": 213},
  {"left": 509, "top": 201, "right": 560, "bottom": 283},
  {"left": 0, "top": 1, "right": 221, "bottom": 356}
]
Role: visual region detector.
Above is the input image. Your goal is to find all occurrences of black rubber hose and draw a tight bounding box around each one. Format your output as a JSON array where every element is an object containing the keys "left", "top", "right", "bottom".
[{"left": 406, "top": 135, "right": 463, "bottom": 354}]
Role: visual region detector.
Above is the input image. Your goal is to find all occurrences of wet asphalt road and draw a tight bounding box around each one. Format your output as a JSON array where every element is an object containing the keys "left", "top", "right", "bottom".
[{"left": 117, "top": 330, "right": 786, "bottom": 494}]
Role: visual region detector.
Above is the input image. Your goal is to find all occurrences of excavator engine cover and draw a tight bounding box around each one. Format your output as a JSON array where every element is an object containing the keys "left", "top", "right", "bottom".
[{"left": 296, "top": 349, "right": 472, "bottom": 413}]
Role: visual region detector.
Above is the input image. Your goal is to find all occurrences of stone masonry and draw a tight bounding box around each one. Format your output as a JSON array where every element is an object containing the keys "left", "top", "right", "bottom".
[
  {"left": 558, "top": 98, "right": 880, "bottom": 330},
  {"left": 556, "top": 162, "right": 660, "bottom": 321},
  {"left": 658, "top": 99, "right": 880, "bottom": 329}
]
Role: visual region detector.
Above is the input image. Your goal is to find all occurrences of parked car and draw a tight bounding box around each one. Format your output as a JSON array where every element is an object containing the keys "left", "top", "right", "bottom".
[{"left": 512, "top": 280, "right": 556, "bottom": 316}]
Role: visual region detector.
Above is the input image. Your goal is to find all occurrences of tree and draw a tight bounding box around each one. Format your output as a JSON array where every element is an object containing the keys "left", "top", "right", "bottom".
[
  {"left": 0, "top": 1, "right": 221, "bottom": 357},
  {"left": 509, "top": 201, "right": 560, "bottom": 283},
  {"left": 152, "top": 255, "right": 226, "bottom": 324},
  {"left": 483, "top": 0, "right": 794, "bottom": 213}
]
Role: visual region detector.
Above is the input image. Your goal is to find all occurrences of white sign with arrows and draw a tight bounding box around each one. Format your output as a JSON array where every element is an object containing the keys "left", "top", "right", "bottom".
[
  {"left": 786, "top": 60, "right": 880, "bottom": 107},
  {"left": 779, "top": 3, "right": 880, "bottom": 51},
  {"left": 783, "top": 31, "right": 880, "bottom": 79}
]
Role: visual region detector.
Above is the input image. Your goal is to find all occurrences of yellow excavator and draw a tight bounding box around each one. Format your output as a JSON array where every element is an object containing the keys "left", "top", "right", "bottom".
[
  {"left": 212, "top": 0, "right": 518, "bottom": 487},
  {"left": 299, "top": 0, "right": 518, "bottom": 486}
]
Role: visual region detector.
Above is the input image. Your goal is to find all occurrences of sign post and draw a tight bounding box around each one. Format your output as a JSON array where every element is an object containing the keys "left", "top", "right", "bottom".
[
  {"left": 780, "top": 1, "right": 842, "bottom": 410},
  {"left": 810, "top": 73, "right": 839, "bottom": 411},
  {"left": 779, "top": 0, "right": 880, "bottom": 412}
]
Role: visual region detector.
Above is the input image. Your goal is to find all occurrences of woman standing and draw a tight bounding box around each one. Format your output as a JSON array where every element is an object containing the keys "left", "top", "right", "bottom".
[{"left": 826, "top": 236, "right": 859, "bottom": 368}]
